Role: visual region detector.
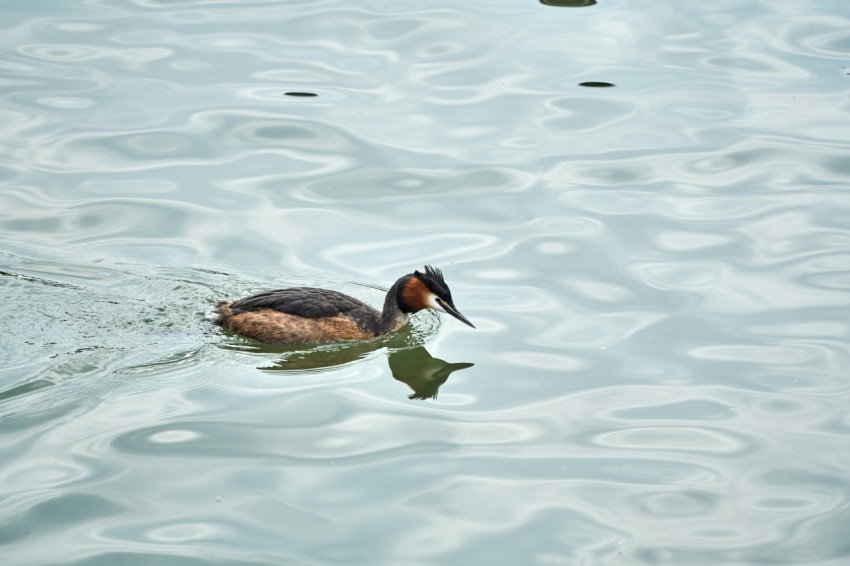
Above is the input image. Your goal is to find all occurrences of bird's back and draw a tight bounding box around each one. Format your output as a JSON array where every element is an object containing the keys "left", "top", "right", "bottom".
[{"left": 229, "top": 287, "right": 377, "bottom": 319}]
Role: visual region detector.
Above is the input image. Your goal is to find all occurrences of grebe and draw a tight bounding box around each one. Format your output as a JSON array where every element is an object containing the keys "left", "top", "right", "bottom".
[{"left": 214, "top": 265, "right": 474, "bottom": 344}]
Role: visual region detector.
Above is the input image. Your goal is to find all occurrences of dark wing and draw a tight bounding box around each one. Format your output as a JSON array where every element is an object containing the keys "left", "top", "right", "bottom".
[{"left": 229, "top": 287, "right": 375, "bottom": 319}]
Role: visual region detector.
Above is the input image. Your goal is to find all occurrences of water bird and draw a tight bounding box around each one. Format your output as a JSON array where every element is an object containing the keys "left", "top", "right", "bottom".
[{"left": 214, "top": 265, "right": 474, "bottom": 344}]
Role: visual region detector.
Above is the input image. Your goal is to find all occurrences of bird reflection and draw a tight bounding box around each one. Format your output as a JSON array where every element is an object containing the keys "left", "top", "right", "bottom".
[
  {"left": 387, "top": 347, "right": 473, "bottom": 400},
  {"left": 237, "top": 337, "right": 473, "bottom": 400}
]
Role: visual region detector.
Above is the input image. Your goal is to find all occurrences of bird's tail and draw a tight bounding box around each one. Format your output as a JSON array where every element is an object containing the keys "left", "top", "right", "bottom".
[{"left": 209, "top": 300, "right": 233, "bottom": 325}]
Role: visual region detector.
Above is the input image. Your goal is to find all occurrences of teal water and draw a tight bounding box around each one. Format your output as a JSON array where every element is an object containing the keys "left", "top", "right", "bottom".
[{"left": 2, "top": 0, "right": 850, "bottom": 564}]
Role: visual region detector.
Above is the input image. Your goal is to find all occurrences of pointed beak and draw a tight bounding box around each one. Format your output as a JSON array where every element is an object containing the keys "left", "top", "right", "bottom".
[{"left": 436, "top": 299, "right": 476, "bottom": 329}]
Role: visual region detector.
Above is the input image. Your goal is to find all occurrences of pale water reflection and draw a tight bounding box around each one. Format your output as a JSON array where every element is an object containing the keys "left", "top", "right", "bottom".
[{"left": 2, "top": 0, "right": 850, "bottom": 564}]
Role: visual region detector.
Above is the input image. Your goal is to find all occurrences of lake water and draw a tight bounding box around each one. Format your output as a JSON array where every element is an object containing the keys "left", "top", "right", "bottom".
[{"left": 2, "top": 0, "right": 849, "bottom": 564}]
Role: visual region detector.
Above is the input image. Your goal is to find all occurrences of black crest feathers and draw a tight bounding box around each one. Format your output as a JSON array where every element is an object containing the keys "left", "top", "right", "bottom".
[{"left": 414, "top": 265, "right": 452, "bottom": 299}]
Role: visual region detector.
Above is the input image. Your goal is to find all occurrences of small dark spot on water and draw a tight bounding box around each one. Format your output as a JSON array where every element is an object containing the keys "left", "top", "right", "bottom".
[
  {"left": 540, "top": 0, "right": 597, "bottom": 6},
  {"left": 283, "top": 92, "right": 318, "bottom": 97},
  {"left": 579, "top": 81, "right": 615, "bottom": 88}
]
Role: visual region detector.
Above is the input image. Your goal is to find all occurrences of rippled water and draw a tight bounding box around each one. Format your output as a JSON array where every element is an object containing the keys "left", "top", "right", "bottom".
[{"left": 2, "top": 0, "right": 849, "bottom": 564}]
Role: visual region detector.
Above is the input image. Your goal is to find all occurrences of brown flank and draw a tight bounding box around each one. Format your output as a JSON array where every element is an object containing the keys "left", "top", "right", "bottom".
[{"left": 215, "top": 302, "right": 374, "bottom": 344}]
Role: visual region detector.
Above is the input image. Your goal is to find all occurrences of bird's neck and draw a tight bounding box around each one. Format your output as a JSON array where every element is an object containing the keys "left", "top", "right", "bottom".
[{"left": 378, "top": 277, "right": 411, "bottom": 334}]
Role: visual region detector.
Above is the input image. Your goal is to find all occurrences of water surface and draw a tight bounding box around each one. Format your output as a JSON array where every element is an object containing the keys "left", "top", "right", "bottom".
[{"left": 1, "top": 0, "right": 850, "bottom": 564}]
